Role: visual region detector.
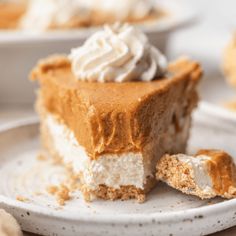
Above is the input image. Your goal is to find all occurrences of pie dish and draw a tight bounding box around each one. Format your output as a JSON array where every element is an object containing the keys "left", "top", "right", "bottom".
[{"left": 30, "top": 24, "right": 202, "bottom": 202}]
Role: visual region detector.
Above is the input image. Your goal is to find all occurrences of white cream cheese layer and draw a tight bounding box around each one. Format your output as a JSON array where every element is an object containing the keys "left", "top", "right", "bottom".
[
  {"left": 69, "top": 24, "right": 167, "bottom": 82},
  {"left": 46, "top": 114, "right": 149, "bottom": 189},
  {"left": 176, "top": 154, "right": 214, "bottom": 195}
]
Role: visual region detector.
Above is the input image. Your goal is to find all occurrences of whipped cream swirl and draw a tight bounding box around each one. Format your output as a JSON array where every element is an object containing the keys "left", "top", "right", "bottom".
[
  {"left": 20, "top": 0, "right": 90, "bottom": 30},
  {"left": 69, "top": 24, "right": 167, "bottom": 82}
]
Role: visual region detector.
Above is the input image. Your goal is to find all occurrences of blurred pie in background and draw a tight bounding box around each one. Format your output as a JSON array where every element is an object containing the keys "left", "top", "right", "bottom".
[{"left": 0, "top": 0, "right": 166, "bottom": 31}]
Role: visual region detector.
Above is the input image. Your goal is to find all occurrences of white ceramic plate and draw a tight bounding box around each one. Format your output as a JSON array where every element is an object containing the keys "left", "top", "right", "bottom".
[{"left": 0, "top": 109, "right": 236, "bottom": 236}]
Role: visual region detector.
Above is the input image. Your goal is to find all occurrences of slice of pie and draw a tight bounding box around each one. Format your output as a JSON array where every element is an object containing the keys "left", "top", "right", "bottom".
[
  {"left": 30, "top": 24, "right": 202, "bottom": 202},
  {"left": 156, "top": 149, "right": 236, "bottom": 199}
]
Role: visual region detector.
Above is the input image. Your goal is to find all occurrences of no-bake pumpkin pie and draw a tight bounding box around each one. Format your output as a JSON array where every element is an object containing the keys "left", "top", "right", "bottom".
[{"left": 31, "top": 24, "right": 202, "bottom": 202}]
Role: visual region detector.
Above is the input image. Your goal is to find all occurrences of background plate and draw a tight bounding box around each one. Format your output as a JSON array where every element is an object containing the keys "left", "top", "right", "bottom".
[{"left": 0, "top": 110, "right": 236, "bottom": 236}]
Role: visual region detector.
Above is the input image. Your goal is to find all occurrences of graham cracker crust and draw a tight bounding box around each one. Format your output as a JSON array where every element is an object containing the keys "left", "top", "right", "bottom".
[{"left": 85, "top": 173, "right": 156, "bottom": 203}]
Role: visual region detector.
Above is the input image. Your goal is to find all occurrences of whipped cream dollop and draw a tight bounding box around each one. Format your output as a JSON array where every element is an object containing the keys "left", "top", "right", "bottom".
[
  {"left": 20, "top": 0, "right": 90, "bottom": 30},
  {"left": 69, "top": 24, "right": 167, "bottom": 82},
  {"left": 0, "top": 209, "right": 23, "bottom": 236}
]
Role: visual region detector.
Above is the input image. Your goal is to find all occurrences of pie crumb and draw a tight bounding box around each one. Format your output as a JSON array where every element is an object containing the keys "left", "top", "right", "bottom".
[
  {"left": 56, "top": 184, "right": 71, "bottom": 205},
  {"left": 16, "top": 195, "right": 29, "bottom": 202},
  {"left": 37, "top": 152, "right": 48, "bottom": 161},
  {"left": 46, "top": 185, "right": 59, "bottom": 195},
  {"left": 47, "top": 184, "right": 71, "bottom": 206}
]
